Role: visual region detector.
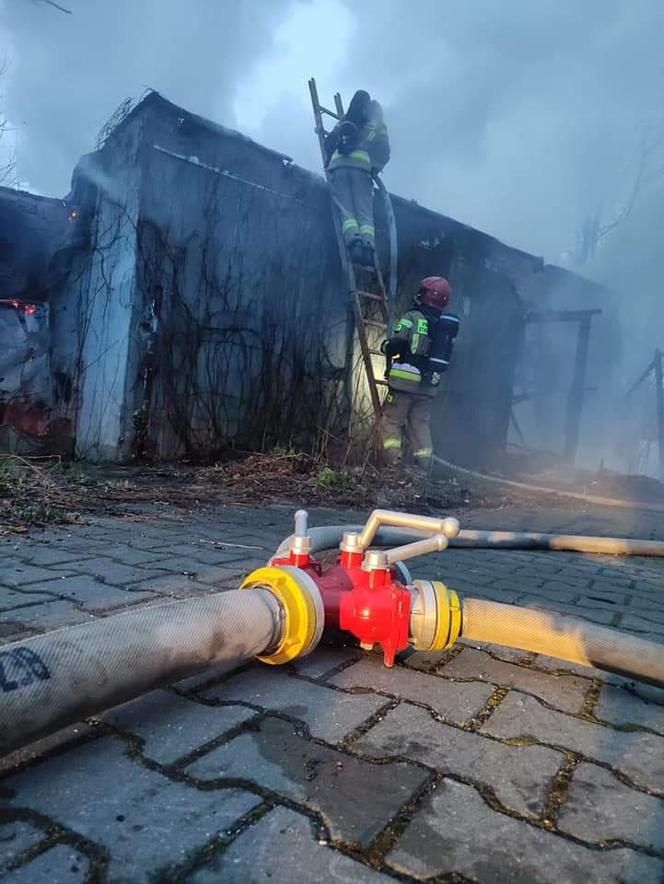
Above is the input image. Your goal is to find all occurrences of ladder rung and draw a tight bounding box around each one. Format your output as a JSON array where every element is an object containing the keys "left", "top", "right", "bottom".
[
  {"left": 319, "top": 105, "right": 341, "bottom": 120},
  {"left": 368, "top": 348, "right": 384, "bottom": 356},
  {"left": 374, "top": 379, "right": 388, "bottom": 386},
  {"left": 365, "top": 319, "right": 386, "bottom": 329},
  {"left": 356, "top": 290, "right": 386, "bottom": 302}
]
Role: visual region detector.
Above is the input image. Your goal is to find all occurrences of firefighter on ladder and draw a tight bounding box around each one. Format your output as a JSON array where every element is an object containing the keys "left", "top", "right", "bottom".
[
  {"left": 380, "top": 277, "right": 460, "bottom": 473},
  {"left": 324, "top": 90, "right": 390, "bottom": 267}
]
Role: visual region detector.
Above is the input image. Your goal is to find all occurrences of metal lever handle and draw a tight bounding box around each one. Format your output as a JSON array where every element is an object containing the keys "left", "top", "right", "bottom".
[
  {"left": 384, "top": 534, "right": 448, "bottom": 565},
  {"left": 358, "top": 509, "right": 460, "bottom": 551}
]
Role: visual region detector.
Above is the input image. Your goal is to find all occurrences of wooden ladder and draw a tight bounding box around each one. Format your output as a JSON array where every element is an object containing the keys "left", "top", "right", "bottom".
[{"left": 308, "top": 78, "right": 390, "bottom": 418}]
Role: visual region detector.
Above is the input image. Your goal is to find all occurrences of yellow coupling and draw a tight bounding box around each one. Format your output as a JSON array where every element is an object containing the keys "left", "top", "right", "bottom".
[
  {"left": 241, "top": 566, "right": 324, "bottom": 665},
  {"left": 409, "top": 580, "right": 462, "bottom": 652}
]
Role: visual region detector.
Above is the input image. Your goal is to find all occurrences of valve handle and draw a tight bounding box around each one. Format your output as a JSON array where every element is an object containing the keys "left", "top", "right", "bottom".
[{"left": 357, "top": 509, "right": 459, "bottom": 551}]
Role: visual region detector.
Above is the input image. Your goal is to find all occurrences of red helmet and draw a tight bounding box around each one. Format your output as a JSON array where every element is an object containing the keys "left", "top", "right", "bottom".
[{"left": 417, "top": 276, "right": 451, "bottom": 311}]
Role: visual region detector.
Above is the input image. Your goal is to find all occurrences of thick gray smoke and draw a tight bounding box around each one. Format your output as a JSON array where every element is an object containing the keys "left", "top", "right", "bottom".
[
  {"left": 237, "top": 1, "right": 664, "bottom": 476},
  {"left": 2, "top": 0, "right": 663, "bottom": 475},
  {"left": 0, "top": 0, "right": 293, "bottom": 195}
]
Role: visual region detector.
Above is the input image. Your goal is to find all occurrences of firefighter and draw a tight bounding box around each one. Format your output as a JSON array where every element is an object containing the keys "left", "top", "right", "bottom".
[
  {"left": 380, "top": 276, "right": 460, "bottom": 472},
  {"left": 324, "top": 91, "right": 390, "bottom": 267}
]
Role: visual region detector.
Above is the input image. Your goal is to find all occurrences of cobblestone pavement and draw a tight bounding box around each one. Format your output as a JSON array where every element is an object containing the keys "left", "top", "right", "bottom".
[{"left": 1, "top": 500, "right": 664, "bottom": 882}]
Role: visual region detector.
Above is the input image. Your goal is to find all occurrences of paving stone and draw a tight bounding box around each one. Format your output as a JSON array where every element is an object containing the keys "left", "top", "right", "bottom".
[
  {"left": 54, "top": 558, "right": 168, "bottom": 586},
  {"left": 4, "top": 738, "right": 260, "bottom": 883},
  {"left": 530, "top": 654, "right": 599, "bottom": 678},
  {"left": 387, "top": 777, "right": 664, "bottom": 882},
  {"left": 596, "top": 683, "right": 664, "bottom": 734},
  {"left": 329, "top": 656, "right": 493, "bottom": 724},
  {"left": 3, "top": 844, "right": 90, "bottom": 883},
  {"left": 399, "top": 649, "right": 449, "bottom": 672},
  {"left": 159, "top": 544, "right": 248, "bottom": 565},
  {"left": 592, "top": 576, "right": 636, "bottom": 592},
  {"left": 0, "top": 821, "right": 44, "bottom": 871},
  {"left": 291, "top": 645, "right": 360, "bottom": 679},
  {"left": 173, "top": 661, "right": 247, "bottom": 692},
  {"left": 441, "top": 578, "right": 523, "bottom": 605},
  {"left": 1, "top": 564, "right": 76, "bottom": 587},
  {"left": 620, "top": 613, "right": 664, "bottom": 637},
  {"left": 151, "top": 558, "right": 246, "bottom": 584},
  {"left": 13, "top": 546, "right": 93, "bottom": 567},
  {"left": 355, "top": 702, "right": 561, "bottom": 816},
  {"left": 621, "top": 600, "right": 664, "bottom": 624},
  {"left": 126, "top": 573, "right": 210, "bottom": 598},
  {"left": 202, "top": 667, "right": 386, "bottom": 742},
  {"left": 1, "top": 599, "right": 95, "bottom": 630},
  {"left": 0, "top": 621, "right": 34, "bottom": 645},
  {"left": 105, "top": 690, "right": 256, "bottom": 764},
  {"left": 196, "top": 562, "right": 262, "bottom": 586},
  {"left": 440, "top": 647, "right": 588, "bottom": 714},
  {"left": 189, "top": 806, "right": 391, "bottom": 883},
  {"left": 90, "top": 546, "right": 167, "bottom": 566},
  {"left": 558, "top": 762, "right": 664, "bottom": 850},
  {"left": 517, "top": 581, "right": 580, "bottom": 604},
  {"left": 518, "top": 569, "right": 589, "bottom": 589},
  {"left": 123, "top": 534, "right": 181, "bottom": 551},
  {"left": 462, "top": 640, "right": 533, "bottom": 665},
  {"left": 0, "top": 722, "right": 96, "bottom": 776},
  {"left": 483, "top": 692, "right": 664, "bottom": 792},
  {"left": 23, "top": 575, "right": 155, "bottom": 611},
  {"left": 186, "top": 716, "right": 427, "bottom": 847},
  {"left": 0, "top": 588, "right": 55, "bottom": 611}
]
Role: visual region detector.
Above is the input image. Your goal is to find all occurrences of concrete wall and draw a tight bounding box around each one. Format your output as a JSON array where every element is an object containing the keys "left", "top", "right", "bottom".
[
  {"left": 132, "top": 97, "right": 349, "bottom": 458},
  {"left": 50, "top": 117, "right": 146, "bottom": 460}
]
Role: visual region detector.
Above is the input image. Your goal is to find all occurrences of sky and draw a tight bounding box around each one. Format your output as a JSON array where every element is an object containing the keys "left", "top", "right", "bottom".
[{"left": 1, "top": 0, "right": 662, "bottom": 270}]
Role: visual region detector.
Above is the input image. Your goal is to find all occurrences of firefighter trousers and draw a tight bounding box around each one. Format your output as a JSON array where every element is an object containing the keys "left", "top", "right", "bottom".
[
  {"left": 329, "top": 167, "right": 375, "bottom": 247},
  {"left": 381, "top": 390, "right": 434, "bottom": 468}
]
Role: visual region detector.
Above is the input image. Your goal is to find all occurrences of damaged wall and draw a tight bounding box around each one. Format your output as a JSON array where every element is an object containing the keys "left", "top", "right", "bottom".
[
  {"left": 0, "top": 187, "right": 67, "bottom": 448},
  {"left": 46, "top": 91, "right": 610, "bottom": 467}
]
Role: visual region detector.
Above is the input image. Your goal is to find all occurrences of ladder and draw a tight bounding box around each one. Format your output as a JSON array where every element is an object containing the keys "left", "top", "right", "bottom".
[{"left": 308, "top": 78, "right": 390, "bottom": 418}]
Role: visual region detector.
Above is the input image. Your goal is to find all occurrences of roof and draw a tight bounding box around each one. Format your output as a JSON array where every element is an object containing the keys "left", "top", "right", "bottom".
[{"left": 97, "top": 90, "right": 605, "bottom": 297}]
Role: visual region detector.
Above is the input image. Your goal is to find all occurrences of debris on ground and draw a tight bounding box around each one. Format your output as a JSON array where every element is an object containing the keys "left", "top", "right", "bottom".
[{"left": 0, "top": 449, "right": 513, "bottom": 533}]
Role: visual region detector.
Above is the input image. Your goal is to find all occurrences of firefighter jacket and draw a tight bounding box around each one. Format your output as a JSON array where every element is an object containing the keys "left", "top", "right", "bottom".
[
  {"left": 324, "top": 117, "right": 390, "bottom": 174},
  {"left": 383, "top": 308, "right": 460, "bottom": 397}
]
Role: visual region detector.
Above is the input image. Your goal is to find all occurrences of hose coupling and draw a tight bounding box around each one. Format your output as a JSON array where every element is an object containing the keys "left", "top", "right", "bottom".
[
  {"left": 410, "top": 580, "right": 462, "bottom": 652},
  {"left": 241, "top": 565, "right": 324, "bottom": 665}
]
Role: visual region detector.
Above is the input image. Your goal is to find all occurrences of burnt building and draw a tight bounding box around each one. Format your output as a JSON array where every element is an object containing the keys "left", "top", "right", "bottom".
[
  {"left": 3, "top": 91, "right": 612, "bottom": 466},
  {"left": 0, "top": 187, "right": 68, "bottom": 447}
]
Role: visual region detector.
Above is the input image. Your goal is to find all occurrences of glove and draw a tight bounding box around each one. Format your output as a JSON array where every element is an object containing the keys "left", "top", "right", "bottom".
[{"left": 338, "top": 121, "right": 359, "bottom": 155}]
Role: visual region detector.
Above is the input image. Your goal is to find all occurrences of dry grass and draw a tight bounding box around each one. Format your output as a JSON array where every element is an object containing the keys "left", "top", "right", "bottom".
[{"left": 0, "top": 448, "right": 508, "bottom": 534}]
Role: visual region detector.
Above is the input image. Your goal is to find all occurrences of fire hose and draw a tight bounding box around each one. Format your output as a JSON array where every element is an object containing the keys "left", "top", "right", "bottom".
[{"left": 1, "top": 508, "right": 663, "bottom": 757}]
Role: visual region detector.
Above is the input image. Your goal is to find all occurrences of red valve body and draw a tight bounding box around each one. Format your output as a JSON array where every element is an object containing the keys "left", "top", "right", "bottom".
[{"left": 273, "top": 548, "right": 410, "bottom": 667}]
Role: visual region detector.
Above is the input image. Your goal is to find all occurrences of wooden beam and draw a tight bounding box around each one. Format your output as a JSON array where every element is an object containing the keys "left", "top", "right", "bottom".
[
  {"left": 564, "top": 314, "right": 592, "bottom": 463},
  {"left": 655, "top": 349, "right": 664, "bottom": 472}
]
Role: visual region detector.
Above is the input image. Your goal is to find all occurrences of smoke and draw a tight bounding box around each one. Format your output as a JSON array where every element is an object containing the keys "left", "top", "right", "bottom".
[
  {"left": 336, "top": 0, "right": 664, "bottom": 477},
  {"left": 0, "top": 0, "right": 295, "bottom": 195},
  {"left": 243, "top": 0, "right": 663, "bottom": 264},
  {"left": 2, "top": 0, "right": 663, "bottom": 475}
]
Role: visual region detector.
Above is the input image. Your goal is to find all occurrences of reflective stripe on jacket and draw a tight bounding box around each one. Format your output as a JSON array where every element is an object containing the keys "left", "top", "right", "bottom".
[
  {"left": 387, "top": 361, "right": 422, "bottom": 393},
  {"left": 387, "top": 310, "right": 438, "bottom": 397}
]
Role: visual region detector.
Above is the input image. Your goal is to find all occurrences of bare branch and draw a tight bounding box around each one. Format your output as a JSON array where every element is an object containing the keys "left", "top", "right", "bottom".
[
  {"left": 570, "top": 127, "right": 664, "bottom": 266},
  {"left": 35, "top": 0, "right": 73, "bottom": 13}
]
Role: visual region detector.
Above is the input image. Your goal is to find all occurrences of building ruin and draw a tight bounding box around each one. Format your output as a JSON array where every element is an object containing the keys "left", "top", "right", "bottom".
[{"left": 0, "top": 91, "right": 615, "bottom": 467}]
